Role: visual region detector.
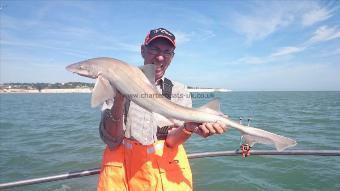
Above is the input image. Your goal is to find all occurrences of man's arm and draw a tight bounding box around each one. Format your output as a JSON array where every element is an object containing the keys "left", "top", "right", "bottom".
[
  {"left": 100, "top": 92, "right": 125, "bottom": 149},
  {"left": 165, "top": 121, "right": 227, "bottom": 148},
  {"left": 165, "top": 83, "right": 228, "bottom": 148}
]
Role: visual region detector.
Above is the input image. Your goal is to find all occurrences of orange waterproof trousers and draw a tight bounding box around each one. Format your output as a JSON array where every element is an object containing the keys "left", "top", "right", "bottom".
[{"left": 97, "top": 139, "right": 193, "bottom": 191}]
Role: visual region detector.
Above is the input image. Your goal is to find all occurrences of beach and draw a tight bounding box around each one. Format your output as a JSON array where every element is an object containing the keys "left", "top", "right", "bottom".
[
  {"left": 0, "top": 88, "right": 92, "bottom": 94},
  {"left": 1, "top": 87, "right": 231, "bottom": 94}
]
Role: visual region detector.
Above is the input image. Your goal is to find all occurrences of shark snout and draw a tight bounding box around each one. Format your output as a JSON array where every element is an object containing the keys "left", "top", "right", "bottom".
[
  {"left": 65, "top": 63, "right": 79, "bottom": 73},
  {"left": 66, "top": 62, "right": 98, "bottom": 79}
]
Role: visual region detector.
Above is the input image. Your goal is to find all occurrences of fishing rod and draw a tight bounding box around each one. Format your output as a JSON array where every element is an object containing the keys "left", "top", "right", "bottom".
[{"left": 1, "top": 149, "right": 340, "bottom": 189}]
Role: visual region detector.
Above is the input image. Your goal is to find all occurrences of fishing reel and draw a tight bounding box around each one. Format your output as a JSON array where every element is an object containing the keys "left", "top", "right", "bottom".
[{"left": 238, "top": 116, "right": 253, "bottom": 158}]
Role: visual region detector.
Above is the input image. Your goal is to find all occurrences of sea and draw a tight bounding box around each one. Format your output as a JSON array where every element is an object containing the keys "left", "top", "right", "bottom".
[{"left": 0, "top": 92, "right": 339, "bottom": 191}]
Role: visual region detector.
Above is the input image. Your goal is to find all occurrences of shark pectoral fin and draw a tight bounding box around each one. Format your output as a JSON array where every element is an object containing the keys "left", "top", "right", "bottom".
[
  {"left": 241, "top": 134, "right": 272, "bottom": 147},
  {"left": 241, "top": 127, "right": 297, "bottom": 151},
  {"left": 197, "top": 98, "right": 224, "bottom": 116},
  {"left": 91, "top": 76, "right": 116, "bottom": 108},
  {"left": 139, "top": 64, "right": 155, "bottom": 83}
]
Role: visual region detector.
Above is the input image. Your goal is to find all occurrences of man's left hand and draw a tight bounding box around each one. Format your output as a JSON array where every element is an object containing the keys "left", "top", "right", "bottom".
[
  {"left": 184, "top": 121, "right": 229, "bottom": 138},
  {"left": 197, "top": 122, "right": 229, "bottom": 138}
]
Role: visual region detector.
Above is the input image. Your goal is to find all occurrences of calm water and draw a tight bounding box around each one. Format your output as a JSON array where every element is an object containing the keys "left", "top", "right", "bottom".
[{"left": 0, "top": 92, "right": 339, "bottom": 191}]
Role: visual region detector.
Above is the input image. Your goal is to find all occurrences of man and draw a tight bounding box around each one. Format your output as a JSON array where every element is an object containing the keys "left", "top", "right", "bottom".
[{"left": 97, "top": 28, "right": 227, "bottom": 191}]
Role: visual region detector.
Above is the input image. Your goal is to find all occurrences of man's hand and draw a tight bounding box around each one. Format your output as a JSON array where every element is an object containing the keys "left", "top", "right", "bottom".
[{"left": 184, "top": 121, "right": 229, "bottom": 138}]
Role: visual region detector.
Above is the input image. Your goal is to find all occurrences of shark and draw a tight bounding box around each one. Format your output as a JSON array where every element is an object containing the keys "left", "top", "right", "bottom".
[{"left": 66, "top": 57, "right": 297, "bottom": 151}]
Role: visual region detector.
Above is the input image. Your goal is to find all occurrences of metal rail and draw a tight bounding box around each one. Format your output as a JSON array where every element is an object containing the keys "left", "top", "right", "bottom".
[
  {"left": 1, "top": 150, "right": 340, "bottom": 189},
  {"left": 188, "top": 149, "right": 340, "bottom": 158}
]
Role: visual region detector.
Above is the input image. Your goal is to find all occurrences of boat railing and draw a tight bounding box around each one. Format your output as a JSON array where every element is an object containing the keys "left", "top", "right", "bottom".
[{"left": 1, "top": 149, "right": 339, "bottom": 189}]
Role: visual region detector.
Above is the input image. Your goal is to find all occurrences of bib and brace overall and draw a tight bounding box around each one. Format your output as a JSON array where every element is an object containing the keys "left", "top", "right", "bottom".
[{"left": 97, "top": 78, "right": 193, "bottom": 191}]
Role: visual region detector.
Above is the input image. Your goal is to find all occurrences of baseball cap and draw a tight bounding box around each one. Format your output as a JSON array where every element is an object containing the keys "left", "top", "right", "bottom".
[{"left": 144, "top": 28, "right": 176, "bottom": 47}]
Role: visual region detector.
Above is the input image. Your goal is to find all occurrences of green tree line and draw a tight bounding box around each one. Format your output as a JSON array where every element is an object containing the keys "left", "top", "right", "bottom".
[{"left": 1, "top": 82, "right": 94, "bottom": 91}]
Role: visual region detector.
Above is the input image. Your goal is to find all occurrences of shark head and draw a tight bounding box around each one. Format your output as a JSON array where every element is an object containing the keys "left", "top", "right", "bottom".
[{"left": 66, "top": 60, "right": 100, "bottom": 79}]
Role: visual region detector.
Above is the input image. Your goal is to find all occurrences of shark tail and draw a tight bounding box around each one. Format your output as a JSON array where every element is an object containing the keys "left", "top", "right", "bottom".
[{"left": 199, "top": 98, "right": 297, "bottom": 151}]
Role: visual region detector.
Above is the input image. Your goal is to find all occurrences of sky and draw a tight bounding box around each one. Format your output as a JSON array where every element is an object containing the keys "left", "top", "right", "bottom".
[{"left": 1, "top": 0, "right": 339, "bottom": 91}]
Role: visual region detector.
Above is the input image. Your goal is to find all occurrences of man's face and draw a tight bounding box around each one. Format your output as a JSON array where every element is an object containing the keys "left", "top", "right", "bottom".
[{"left": 141, "top": 38, "right": 175, "bottom": 82}]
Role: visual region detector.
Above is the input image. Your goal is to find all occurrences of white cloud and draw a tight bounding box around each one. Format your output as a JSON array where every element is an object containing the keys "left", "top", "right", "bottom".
[
  {"left": 230, "top": 1, "right": 335, "bottom": 44},
  {"left": 302, "top": 7, "right": 333, "bottom": 27},
  {"left": 233, "top": 46, "right": 305, "bottom": 65},
  {"left": 236, "top": 56, "right": 269, "bottom": 65},
  {"left": 173, "top": 31, "right": 191, "bottom": 45},
  {"left": 96, "top": 42, "right": 140, "bottom": 53},
  {"left": 0, "top": 37, "right": 90, "bottom": 58},
  {"left": 335, "top": 47, "right": 340, "bottom": 55},
  {"left": 234, "top": 46, "right": 304, "bottom": 65},
  {"left": 234, "top": 13, "right": 294, "bottom": 44},
  {"left": 236, "top": 25, "right": 340, "bottom": 65},
  {"left": 1, "top": 14, "right": 139, "bottom": 55},
  {"left": 194, "top": 29, "right": 216, "bottom": 40},
  {"left": 230, "top": 1, "right": 303, "bottom": 44},
  {"left": 306, "top": 26, "right": 340, "bottom": 45},
  {"left": 271, "top": 46, "right": 305, "bottom": 57},
  {"left": 173, "top": 29, "right": 215, "bottom": 45},
  {"left": 116, "top": 42, "right": 140, "bottom": 53},
  {"left": 223, "top": 63, "right": 340, "bottom": 91}
]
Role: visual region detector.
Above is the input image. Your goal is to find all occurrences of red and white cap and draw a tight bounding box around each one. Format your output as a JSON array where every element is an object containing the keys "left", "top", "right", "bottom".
[{"left": 144, "top": 28, "right": 176, "bottom": 47}]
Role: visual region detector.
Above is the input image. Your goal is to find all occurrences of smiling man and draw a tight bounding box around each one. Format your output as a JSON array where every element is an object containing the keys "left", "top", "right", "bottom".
[{"left": 97, "top": 28, "right": 228, "bottom": 191}]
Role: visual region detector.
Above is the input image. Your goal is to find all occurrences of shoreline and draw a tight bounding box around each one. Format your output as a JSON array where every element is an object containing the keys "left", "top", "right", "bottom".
[
  {"left": 0, "top": 88, "right": 92, "bottom": 94},
  {"left": 1, "top": 88, "right": 232, "bottom": 94}
]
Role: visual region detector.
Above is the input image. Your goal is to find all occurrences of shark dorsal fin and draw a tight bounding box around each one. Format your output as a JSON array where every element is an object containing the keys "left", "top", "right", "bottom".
[
  {"left": 199, "top": 98, "right": 221, "bottom": 111},
  {"left": 91, "top": 75, "right": 116, "bottom": 107},
  {"left": 139, "top": 64, "right": 155, "bottom": 83},
  {"left": 197, "top": 98, "right": 224, "bottom": 116}
]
